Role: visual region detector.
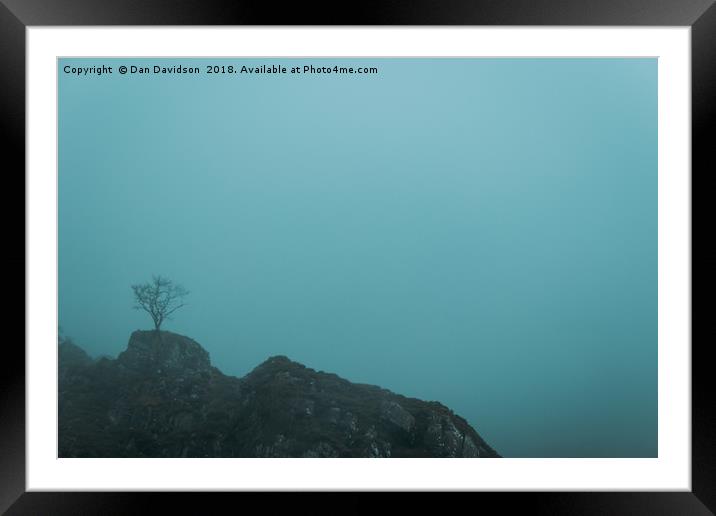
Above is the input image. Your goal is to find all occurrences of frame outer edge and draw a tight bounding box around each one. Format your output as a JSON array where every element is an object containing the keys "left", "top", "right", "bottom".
[
  {"left": 0, "top": 1, "right": 27, "bottom": 515},
  {"left": 691, "top": 1, "right": 716, "bottom": 513}
]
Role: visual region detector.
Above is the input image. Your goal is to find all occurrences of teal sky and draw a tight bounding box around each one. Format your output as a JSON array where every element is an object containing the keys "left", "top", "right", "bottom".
[{"left": 58, "top": 58, "right": 657, "bottom": 457}]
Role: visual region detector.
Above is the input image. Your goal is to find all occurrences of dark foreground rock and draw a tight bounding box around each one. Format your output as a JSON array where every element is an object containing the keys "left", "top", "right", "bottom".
[{"left": 59, "top": 330, "right": 499, "bottom": 458}]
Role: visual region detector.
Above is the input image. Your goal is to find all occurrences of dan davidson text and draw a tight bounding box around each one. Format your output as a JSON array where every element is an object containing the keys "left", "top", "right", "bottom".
[{"left": 130, "top": 65, "right": 201, "bottom": 74}]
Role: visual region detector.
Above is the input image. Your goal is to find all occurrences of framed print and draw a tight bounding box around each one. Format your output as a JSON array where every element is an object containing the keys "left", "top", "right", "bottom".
[{"left": 3, "top": 0, "right": 714, "bottom": 513}]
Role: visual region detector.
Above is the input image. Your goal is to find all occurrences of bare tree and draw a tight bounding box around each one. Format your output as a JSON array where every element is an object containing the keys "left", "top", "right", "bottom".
[{"left": 131, "top": 275, "right": 189, "bottom": 331}]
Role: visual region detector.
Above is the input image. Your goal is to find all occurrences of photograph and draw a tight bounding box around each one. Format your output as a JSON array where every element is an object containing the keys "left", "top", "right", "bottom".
[{"left": 57, "top": 57, "right": 657, "bottom": 460}]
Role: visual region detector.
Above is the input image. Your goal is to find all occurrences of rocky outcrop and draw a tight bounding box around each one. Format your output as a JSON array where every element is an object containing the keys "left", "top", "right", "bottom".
[
  {"left": 59, "top": 331, "right": 499, "bottom": 458},
  {"left": 117, "top": 330, "right": 211, "bottom": 373}
]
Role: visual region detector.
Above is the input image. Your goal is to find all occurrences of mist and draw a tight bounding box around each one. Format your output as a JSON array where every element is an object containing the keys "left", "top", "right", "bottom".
[{"left": 58, "top": 57, "right": 657, "bottom": 457}]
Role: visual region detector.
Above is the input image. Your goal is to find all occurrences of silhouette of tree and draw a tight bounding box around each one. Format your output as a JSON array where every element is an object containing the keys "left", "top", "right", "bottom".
[{"left": 131, "top": 275, "right": 189, "bottom": 331}]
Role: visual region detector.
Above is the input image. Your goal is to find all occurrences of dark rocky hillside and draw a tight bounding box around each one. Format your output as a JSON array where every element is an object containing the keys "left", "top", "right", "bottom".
[{"left": 59, "top": 330, "right": 499, "bottom": 458}]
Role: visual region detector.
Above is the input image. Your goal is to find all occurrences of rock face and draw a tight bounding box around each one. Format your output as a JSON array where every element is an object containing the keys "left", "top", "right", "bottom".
[{"left": 59, "top": 330, "right": 500, "bottom": 458}]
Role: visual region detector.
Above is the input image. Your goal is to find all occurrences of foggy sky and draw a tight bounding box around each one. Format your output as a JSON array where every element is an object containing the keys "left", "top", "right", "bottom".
[{"left": 59, "top": 58, "right": 657, "bottom": 457}]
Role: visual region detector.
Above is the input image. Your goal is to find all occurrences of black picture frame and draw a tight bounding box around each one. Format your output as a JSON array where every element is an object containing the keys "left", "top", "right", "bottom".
[{"left": 3, "top": 1, "right": 713, "bottom": 514}]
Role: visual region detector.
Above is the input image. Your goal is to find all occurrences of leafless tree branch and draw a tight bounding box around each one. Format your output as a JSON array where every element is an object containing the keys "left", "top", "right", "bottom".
[{"left": 131, "top": 275, "right": 189, "bottom": 331}]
